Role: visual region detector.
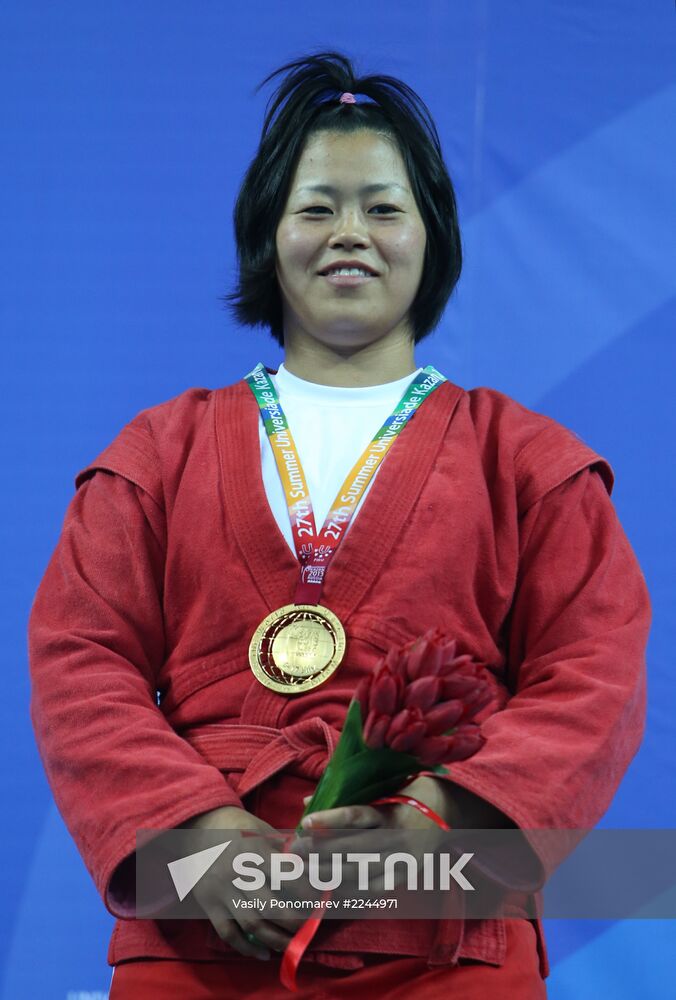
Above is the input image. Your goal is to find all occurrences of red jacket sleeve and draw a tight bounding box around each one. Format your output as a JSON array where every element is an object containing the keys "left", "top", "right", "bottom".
[
  {"left": 28, "top": 469, "right": 245, "bottom": 918},
  {"left": 443, "top": 465, "right": 651, "bottom": 876}
]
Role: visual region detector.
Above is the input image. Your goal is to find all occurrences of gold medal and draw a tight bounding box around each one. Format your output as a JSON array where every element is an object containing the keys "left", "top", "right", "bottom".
[
  {"left": 244, "top": 362, "right": 447, "bottom": 694},
  {"left": 248, "top": 604, "right": 346, "bottom": 694}
]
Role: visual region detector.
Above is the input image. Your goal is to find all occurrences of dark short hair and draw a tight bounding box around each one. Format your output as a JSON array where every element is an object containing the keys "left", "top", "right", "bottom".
[{"left": 222, "top": 50, "right": 462, "bottom": 347}]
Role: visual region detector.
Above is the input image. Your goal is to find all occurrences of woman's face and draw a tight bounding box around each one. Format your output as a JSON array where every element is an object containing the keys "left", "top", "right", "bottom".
[{"left": 275, "top": 129, "right": 427, "bottom": 352}]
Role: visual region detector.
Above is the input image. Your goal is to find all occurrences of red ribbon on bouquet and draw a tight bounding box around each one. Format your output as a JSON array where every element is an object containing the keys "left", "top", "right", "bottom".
[{"left": 279, "top": 793, "right": 452, "bottom": 992}]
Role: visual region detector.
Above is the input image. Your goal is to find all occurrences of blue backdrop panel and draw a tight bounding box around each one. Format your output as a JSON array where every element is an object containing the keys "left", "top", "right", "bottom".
[{"left": 1, "top": 2, "right": 673, "bottom": 997}]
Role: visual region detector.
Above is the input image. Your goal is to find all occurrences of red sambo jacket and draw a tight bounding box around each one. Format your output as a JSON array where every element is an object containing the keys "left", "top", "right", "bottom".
[{"left": 28, "top": 370, "right": 651, "bottom": 978}]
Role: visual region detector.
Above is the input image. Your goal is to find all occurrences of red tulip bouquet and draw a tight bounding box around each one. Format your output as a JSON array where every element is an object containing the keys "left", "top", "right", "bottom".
[
  {"left": 296, "top": 626, "right": 497, "bottom": 831},
  {"left": 280, "top": 627, "right": 498, "bottom": 990}
]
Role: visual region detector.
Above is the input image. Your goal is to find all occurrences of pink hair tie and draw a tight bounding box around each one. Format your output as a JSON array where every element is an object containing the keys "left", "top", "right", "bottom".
[{"left": 339, "top": 92, "right": 357, "bottom": 104}]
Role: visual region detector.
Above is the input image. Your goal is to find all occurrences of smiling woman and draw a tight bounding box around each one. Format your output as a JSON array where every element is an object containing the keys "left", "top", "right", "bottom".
[
  {"left": 222, "top": 50, "right": 462, "bottom": 386},
  {"left": 274, "top": 130, "right": 428, "bottom": 383},
  {"left": 28, "top": 49, "right": 649, "bottom": 1000}
]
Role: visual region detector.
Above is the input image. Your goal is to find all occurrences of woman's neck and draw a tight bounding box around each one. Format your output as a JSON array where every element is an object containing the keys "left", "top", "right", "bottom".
[{"left": 282, "top": 333, "right": 418, "bottom": 388}]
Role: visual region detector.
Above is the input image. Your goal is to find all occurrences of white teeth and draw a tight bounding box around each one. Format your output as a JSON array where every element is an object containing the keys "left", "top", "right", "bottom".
[{"left": 326, "top": 267, "right": 372, "bottom": 276}]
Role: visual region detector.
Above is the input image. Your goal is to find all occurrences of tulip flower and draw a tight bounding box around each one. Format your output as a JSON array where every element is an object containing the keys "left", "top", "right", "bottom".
[
  {"left": 355, "top": 627, "right": 495, "bottom": 767},
  {"left": 298, "top": 627, "right": 498, "bottom": 830}
]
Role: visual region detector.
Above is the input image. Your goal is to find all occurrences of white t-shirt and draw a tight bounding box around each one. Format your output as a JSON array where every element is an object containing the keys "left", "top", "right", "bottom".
[{"left": 257, "top": 362, "right": 424, "bottom": 559}]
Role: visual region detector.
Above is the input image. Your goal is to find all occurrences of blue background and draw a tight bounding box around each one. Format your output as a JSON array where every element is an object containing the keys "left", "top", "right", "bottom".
[{"left": 2, "top": 2, "right": 674, "bottom": 996}]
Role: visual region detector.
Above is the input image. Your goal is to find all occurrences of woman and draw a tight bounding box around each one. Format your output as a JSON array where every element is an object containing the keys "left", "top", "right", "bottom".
[{"left": 28, "top": 51, "right": 650, "bottom": 998}]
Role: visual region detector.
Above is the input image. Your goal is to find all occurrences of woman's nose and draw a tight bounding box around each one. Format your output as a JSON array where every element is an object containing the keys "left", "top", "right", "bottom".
[{"left": 328, "top": 212, "right": 371, "bottom": 248}]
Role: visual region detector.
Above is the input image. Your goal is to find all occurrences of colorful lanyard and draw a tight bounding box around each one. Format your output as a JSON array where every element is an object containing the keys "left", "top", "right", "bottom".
[{"left": 245, "top": 361, "right": 447, "bottom": 606}]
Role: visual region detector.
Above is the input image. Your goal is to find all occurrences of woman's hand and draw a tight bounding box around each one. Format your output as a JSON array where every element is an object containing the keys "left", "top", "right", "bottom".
[
  {"left": 299, "top": 775, "right": 454, "bottom": 833},
  {"left": 296, "top": 777, "right": 452, "bottom": 896},
  {"left": 180, "top": 805, "right": 310, "bottom": 961},
  {"left": 179, "top": 779, "right": 468, "bottom": 960}
]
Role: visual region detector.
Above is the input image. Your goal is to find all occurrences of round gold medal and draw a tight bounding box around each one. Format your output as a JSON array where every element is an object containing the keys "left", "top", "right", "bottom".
[{"left": 248, "top": 604, "right": 346, "bottom": 694}]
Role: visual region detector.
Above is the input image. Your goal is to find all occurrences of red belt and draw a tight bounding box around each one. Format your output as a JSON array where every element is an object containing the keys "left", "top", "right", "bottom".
[{"left": 181, "top": 718, "right": 341, "bottom": 796}]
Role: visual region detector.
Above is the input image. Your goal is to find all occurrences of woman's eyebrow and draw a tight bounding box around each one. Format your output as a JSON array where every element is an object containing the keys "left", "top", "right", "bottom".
[{"left": 296, "top": 183, "right": 410, "bottom": 195}]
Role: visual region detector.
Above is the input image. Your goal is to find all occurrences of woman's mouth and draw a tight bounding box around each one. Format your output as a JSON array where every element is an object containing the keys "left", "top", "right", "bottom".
[{"left": 320, "top": 268, "right": 377, "bottom": 287}]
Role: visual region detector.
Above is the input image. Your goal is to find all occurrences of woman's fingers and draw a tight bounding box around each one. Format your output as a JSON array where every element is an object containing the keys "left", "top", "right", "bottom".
[
  {"left": 207, "top": 909, "right": 272, "bottom": 960},
  {"left": 295, "top": 812, "right": 428, "bottom": 895},
  {"left": 237, "top": 916, "right": 295, "bottom": 955},
  {"left": 300, "top": 804, "right": 387, "bottom": 830},
  {"left": 199, "top": 802, "right": 428, "bottom": 951},
  {"left": 202, "top": 883, "right": 304, "bottom": 957}
]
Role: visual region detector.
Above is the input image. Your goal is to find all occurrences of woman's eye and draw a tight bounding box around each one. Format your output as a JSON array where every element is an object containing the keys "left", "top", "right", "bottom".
[{"left": 301, "top": 204, "right": 399, "bottom": 216}]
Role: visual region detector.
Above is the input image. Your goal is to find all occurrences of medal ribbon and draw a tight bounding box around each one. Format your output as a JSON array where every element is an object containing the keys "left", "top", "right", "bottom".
[{"left": 244, "top": 362, "right": 447, "bottom": 605}]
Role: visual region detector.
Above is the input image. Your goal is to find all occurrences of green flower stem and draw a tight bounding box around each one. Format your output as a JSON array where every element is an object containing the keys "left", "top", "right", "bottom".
[{"left": 295, "top": 699, "right": 450, "bottom": 834}]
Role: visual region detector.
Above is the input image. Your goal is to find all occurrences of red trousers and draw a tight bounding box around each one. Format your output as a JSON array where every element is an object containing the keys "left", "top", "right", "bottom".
[{"left": 109, "top": 918, "right": 547, "bottom": 999}]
